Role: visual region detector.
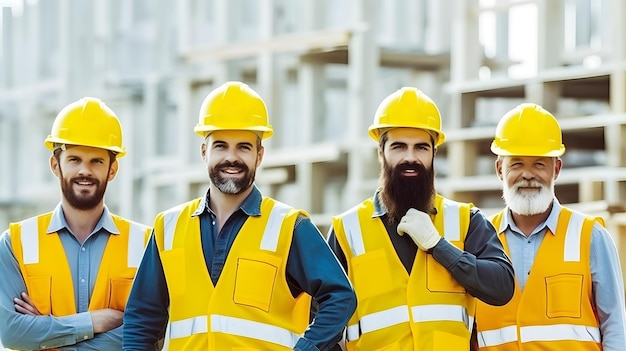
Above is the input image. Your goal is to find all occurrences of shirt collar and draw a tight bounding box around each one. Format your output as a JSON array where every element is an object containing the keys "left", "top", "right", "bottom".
[
  {"left": 500, "top": 198, "right": 561, "bottom": 236},
  {"left": 372, "top": 189, "right": 387, "bottom": 218},
  {"left": 47, "top": 203, "right": 120, "bottom": 236},
  {"left": 191, "top": 185, "right": 264, "bottom": 217}
]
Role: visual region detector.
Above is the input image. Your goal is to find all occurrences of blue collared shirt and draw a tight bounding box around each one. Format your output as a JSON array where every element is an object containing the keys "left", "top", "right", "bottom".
[
  {"left": 0, "top": 203, "right": 125, "bottom": 350},
  {"left": 123, "top": 186, "right": 356, "bottom": 351},
  {"left": 497, "top": 199, "right": 626, "bottom": 350}
]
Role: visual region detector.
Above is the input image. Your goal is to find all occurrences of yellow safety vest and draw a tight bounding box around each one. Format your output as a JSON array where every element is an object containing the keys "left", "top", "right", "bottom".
[
  {"left": 474, "top": 207, "right": 602, "bottom": 350},
  {"left": 9, "top": 212, "right": 151, "bottom": 350},
  {"left": 156, "top": 197, "right": 311, "bottom": 350},
  {"left": 332, "top": 194, "right": 476, "bottom": 351}
]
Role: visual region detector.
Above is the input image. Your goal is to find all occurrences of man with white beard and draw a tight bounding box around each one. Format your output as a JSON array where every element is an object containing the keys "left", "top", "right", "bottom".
[{"left": 473, "top": 103, "right": 626, "bottom": 350}]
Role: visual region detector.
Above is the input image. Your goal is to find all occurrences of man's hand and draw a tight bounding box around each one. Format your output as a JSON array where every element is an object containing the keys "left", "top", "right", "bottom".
[
  {"left": 397, "top": 208, "right": 441, "bottom": 251},
  {"left": 90, "top": 309, "right": 123, "bottom": 333},
  {"left": 14, "top": 292, "right": 42, "bottom": 316}
]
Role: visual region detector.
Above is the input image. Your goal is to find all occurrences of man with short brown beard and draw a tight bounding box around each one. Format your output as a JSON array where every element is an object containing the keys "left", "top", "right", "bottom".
[
  {"left": 327, "top": 87, "right": 515, "bottom": 351},
  {"left": 473, "top": 104, "right": 626, "bottom": 350},
  {"left": 0, "top": 97, "right": 152, "bottom": 350},
  {"left": 122, "top": 81, "right": 356, "bottom": 351}
]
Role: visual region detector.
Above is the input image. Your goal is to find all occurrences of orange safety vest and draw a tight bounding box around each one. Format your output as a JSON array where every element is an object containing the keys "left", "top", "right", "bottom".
[
  {"left": 9, "top": 211, "right": 151, "bottom": 350},
  {"left": 156, "top": 197, "right": 311, "bottom": 350},
  {"left": 332, "top": 194, "right": 476, "bottom": 351},
  {"left": 474, "top": 207, "right": 603, "bottom": 350}
]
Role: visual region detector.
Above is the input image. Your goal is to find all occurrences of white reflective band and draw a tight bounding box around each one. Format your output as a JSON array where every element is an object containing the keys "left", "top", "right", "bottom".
[
  {"left": 362, "top": 305, "right": 410, "bottom": 333},
  {"left": 20, "top": 217, "right": 39, "bottom": 264},
  {"left": 442, "top": 199, "right": 461, "bottom": 241},
  {"left": 169, "top": 316, "right": 207, "bottom": 339},
  {"left": 346, "top": 305, "right": 410, "bottom": 341},
  {"left": 521, "top": 324, "right": 600, "bottom": 343},
  {"left": 211, "top": 314, "right": 301, "bottom": 348},
  {"left": 348, "top": 304, "right": 471, "bottom": 341},
  {"left": 346, "top": 323, "right": 360, "bottom": 341},
  {"left": 163, "top": 204, "right": 185, "bottom": 251},
  {"left": 341, "top": 208, "right": 365, "bottom": 257},
  {"left": 411, "top": 304, "right": 470, "bottom": 329},
  {"left": 128, "top": 222, "right": 148, "bottom": 268},
  {"left": 478, "top": 324, "right": 601, "bottom": 347},
  {"left": 477, "top": 325, "right": 518, "bottom": 347},
  {"left": 564, "top": 211, "right": 584, "bottom": 262},
  {"left": 260, "top": 201, "right": 291, "bottom": 252}
]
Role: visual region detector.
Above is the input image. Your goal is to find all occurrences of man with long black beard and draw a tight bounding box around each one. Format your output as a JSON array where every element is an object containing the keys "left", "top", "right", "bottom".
[
  {"left": 327, "top": 87, "right": 515, "bottom": 351},
  {"left": 122, "top": 81, "right": 356, "bottom": 351},
  {"left": 473, "top": 104, "right": 626, "bottom": 350},
  {"left": 0, "top": 97, "right": 152, "bottom": 350}
]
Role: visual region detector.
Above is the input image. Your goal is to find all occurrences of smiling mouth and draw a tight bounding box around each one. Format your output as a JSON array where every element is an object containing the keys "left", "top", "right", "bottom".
[
  {"left": 221, "top": 168, "right": 243, "bottom": 176},
  {"left": 401, "top": 169, "right": 418, "bottom": 177}
]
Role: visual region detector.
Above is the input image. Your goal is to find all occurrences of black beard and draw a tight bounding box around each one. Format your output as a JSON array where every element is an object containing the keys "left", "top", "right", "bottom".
[
  {"left": 209, "top": 160, "right": 255, "bottom": 194},
  {"left": 59, "top": 168, "right": 107, "bottom": 210},
  {"left": 380, "top": 160, "right": 435, "bottom": 226}
]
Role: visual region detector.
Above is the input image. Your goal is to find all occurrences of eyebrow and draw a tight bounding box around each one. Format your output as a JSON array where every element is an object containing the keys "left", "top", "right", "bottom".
[{"left": 389, "top": 140, "right": 431, "bottom": 148}]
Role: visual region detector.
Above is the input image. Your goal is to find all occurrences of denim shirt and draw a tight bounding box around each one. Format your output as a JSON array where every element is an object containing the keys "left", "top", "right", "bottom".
[{"left": 123, "top": 186, "right": 356, "bottom": 351}]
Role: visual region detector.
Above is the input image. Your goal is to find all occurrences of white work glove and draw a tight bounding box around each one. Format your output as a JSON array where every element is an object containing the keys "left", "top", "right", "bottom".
[{"left": 397, "top": 208, "right": 441, "bottom": 251}]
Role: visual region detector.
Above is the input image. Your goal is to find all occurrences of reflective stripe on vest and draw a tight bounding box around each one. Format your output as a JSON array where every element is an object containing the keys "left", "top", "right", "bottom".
[
  {"left": 20, "top": 217, "right": 38, "bottom": 264},
  {"left": 260, "top": 201, "right": 291, "bottom": 251},
  {"left": 19, "top": 217, "right": 145, "bottom": 267},
  {"left": 477, "top": 324, "right": 601, "bottom": 347},
  {"left": 342, "top": 199, "right": 461, "bottom": 257},
  {"left": 210, "top": 314, "right": 300, "bottom": 349},
  {"left": 347, "top": 304, "right": 472, "bottom": 341},
  {"left": 564, "top": 211, "right": 584, "bottom": 262},
  {"left": 163, "top": 204, "right": 186, "bottom": 251},
  {"left": 163, "top": 200, "right": 294, "bottom": 339},
  {"left": 168, "top": 316, "right": 208, "bottom": 339}
]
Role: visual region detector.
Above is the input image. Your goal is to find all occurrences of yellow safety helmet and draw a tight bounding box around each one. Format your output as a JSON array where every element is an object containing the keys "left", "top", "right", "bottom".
[
  {"left": 368, "top": 87, "right": 445, "bottom": 146},
  {"left": 490, "top": 103, "right": 565, "bottom": 157},
  {"left": 194, "top": 81, "right": 273, "bottom": 140},
  {"left": 44, "top": 97, "right": 126, "bottom": 158}
]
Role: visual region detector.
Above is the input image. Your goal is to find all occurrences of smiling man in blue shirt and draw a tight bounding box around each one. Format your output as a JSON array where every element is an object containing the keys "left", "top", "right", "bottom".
[
  {"left": 0, "top": 97, "right": 151, "bottom": 350},
  {"left": 122, "top": 81, "right": 356, "bottom": 351}
]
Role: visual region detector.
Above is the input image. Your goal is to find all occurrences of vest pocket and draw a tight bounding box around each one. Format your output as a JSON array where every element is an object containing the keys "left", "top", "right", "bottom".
[
  {"left": 28, "top": 275, "right": 52, "bottom": 315},
  {"left": 233, "top": 258, "right": 277, "bottom": 312},
  {"left": 351, "top": 249, "right": 395, "bottom": 300},
  {"left": 426, "top": 256, "right": 465, "bottom": 293},
  {"left": 161, "top": 249, "right": 186, "bottom": 297},
  {"left": 545, "top": 274, "right": 583, "bottom": 318},
  {"left": 109, "top": 278, "right": 133, "bottom": 311}
]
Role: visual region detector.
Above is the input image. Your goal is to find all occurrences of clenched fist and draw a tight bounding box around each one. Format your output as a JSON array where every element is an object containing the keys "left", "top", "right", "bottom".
[{"left": 397, "top": 208, "right": 441, "bottom": 251}]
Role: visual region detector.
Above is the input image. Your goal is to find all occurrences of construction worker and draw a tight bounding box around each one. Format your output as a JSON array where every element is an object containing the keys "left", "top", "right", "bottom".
[
  {"left": 472, "top": 103, "right": 626, "bottom": 350},
  {"left": 122, "top": 81, "right": 357, "bottom": 350},
  {"left": 327, "top": 87, "right": 515, "bottom": 351},
  {"left": 0, "top": 97, "right": 152, "bottom": 350}
]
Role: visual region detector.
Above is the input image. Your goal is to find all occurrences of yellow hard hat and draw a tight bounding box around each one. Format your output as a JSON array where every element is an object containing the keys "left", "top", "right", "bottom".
[
  {"left": 44, "top": 97, "right": 126, "bottom": 158},
  {"left": 368, "top": 87, "right": 445, "bottom": 146},
  {"left": 491, "top": 103, "right": 565, "bottom": 157},
  {"left": 194, "top": 81, "right": 273, "bottom": 139}
]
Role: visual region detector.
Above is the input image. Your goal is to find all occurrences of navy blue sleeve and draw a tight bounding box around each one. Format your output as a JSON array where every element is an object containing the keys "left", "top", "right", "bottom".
[
  {"left": 122, "top": 233, "right": 169, "bottom": 350},
  {"left": 432, "top": 208, "right": 515, "bottom": 306},
  {"left": 286, "top": 217, "right": 356, "bottom": 351}
]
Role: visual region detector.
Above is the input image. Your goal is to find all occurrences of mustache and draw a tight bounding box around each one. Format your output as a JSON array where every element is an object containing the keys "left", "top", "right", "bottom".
[
  {"left": 512, "top": 179, "right": 545, "bottom": 189},
  {"left": 71, "top": 176, "right": 99, "bottom": 184},
  {"left": 216, "top": 160, "right": 248, "bottom": 171},
  {"left": 396, "top": 162, "right": 426, "bottom": 173}
]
